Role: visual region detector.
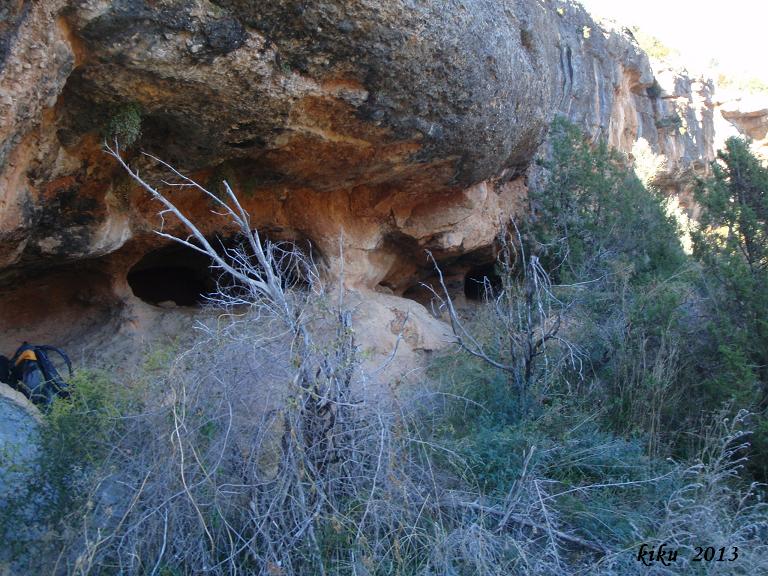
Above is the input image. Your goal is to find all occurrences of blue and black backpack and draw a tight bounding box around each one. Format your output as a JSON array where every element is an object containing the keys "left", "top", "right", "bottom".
[{"left": 0, "top": 343, "right": 72, "bottom": 406}]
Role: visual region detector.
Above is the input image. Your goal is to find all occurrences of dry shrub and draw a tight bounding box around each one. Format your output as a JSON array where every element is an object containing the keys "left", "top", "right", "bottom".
[{"left": 16, "top": 146, "right": 765, "bottom": 576}]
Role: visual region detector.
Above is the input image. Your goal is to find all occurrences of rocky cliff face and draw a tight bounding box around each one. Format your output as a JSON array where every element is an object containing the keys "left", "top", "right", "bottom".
[
  {"left": 540, "top": 10, "right": 715, "bottom": 205},
  {"left": 716, "top": 93, "right": 768, "bottom": 160},
  {"left": 0, "top": 0, "right": 724, "bottom": 359}
]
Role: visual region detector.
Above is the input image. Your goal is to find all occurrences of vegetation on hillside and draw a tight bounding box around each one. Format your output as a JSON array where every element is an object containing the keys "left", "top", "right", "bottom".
[
  {"left": 630, "top": 27, "right": 680, "bottom": 62},
  {"left": 425, "top": 119, "right": 768, "bottom": 572},
  {"left": 716, "top": 72, "right": 768, "bottom": 96},
  {"left": 2, "top": 120, "right": 768, "bottom": 574},
  {"left": 692, "top": 136, "right": 768, "bottom": 478}
]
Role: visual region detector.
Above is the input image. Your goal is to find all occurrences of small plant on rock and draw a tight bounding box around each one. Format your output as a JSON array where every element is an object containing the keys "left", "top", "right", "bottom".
[{"left": 106, "top": 102, "right": 143, "bottom": 147}]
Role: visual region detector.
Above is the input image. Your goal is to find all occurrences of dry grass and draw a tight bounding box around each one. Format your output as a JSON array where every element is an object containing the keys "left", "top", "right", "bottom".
[{"left": 6, "top": 148, "right": 765, "bottom": 575}]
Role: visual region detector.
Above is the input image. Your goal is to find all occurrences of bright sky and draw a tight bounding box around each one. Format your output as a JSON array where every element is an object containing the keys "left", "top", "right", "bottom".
[{"left": 578, "top": 0, "right": 768, "bottom": 81}]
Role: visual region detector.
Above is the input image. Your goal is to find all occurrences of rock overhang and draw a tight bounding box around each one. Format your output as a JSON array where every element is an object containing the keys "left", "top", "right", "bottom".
[{"left": 0, "top": 0, "right": 724, "bottom": 356}]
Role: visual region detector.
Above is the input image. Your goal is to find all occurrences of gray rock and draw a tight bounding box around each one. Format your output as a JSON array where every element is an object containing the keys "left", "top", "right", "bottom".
[
  {"left": 62, "top": 0, "right": 559, "bottom": 186},
  {"left": 0, "top": 384, "right": 40, "bottom": 508},
  {"left": 0, "top": 384, "right": 42, "bottom": 575}
]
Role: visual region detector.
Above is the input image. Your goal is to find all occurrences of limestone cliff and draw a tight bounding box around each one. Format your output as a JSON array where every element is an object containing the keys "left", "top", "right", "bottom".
[
  {"left": 539, "top": 8, "right": 715, "bottom": 206},
  {"left": 0, "top": 0, "right": 728, "bottom": 357},
  {"left": 716, "top": 92, "right": 768, "bottom": 160}
]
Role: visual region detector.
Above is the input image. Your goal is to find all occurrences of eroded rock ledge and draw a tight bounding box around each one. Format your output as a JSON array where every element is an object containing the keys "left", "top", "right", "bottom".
[{"left": 0, "top": 0, "right": 719, "bottom": 356}]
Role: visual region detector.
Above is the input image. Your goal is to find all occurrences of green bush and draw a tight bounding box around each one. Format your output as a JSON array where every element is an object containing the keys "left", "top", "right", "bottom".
[
  {"left": 419, "top": 122, "right": 768, "bottom": 571},
  {"left": 106, "top": 102, "right": 143, "bottom": 147},
  {"left": 531, "top": 117, "right": 685, "bottom": 284},
  {"left": 691, "top": 136, "right": 768, "bottom": 477},
  {"left": 40, "top": 369, "right": 138, "bottom": 513},
  {"left": 429, "top": 354, "right": 652, "bottom": 496},
  {"left": 0, "top": 369, "right": 139, "bottom": 568},
  {"left": 424, "top": 348, "right": 767, "bottom": 558},
  {"left": 630, "top": 27, "right": 679, "bottom": 62}
]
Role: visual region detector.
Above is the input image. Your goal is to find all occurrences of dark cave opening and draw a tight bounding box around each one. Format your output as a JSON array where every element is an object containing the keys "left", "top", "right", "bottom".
[
  {"left": 127, "top": 244, "right": 217, "bottom": 307},
  {"left": 127, "top": 236, "right": 316, "bottom": 307},
  {"left": 463, "top": 263, "right": 501, "bottom": 301}
]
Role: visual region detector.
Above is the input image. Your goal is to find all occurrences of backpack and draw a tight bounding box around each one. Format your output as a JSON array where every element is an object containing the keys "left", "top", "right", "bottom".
[{"left": 8, "top": 343, "right": 72, "bottom": 406}]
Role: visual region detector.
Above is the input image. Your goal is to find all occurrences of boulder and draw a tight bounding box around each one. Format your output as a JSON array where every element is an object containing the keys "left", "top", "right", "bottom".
[{"left": 0, "top": 384, "right": 41, "bottom": 509}]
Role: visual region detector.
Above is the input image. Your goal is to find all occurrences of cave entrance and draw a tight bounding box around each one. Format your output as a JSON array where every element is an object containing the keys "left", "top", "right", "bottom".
[
  {"left": 463, "top": 263, "right": 501, "bottom": 301},
  {"left": 127, "top": 244, "right": 217, "bottom": 307}
]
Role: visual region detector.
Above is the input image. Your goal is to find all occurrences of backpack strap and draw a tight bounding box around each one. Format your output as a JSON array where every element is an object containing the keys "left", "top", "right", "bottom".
[
  {"left": 0, "top": 355, "right": 11, "bottom": 384},
  {"left": 34, "top": 345, "right": 73, "bottom": 378},
  {"left": 11, "top": 342, "right": 35, "bottom": 364}
]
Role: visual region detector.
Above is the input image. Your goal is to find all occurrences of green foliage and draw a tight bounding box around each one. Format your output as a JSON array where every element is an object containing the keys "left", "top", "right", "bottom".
[
  {"left": 691, "top": 137, "right": 768, "bottom": 475},
  {"left": 106, "top": 102, "right": 143, "bottom": 147},
  {"left": 427, "top": 356, "right": 523, "bottom": 491},
  {"left": 531, "top": 117, "right": 684, "bottom": 284},
  {"left": 525, "top": 119, "right": 710, "bottom": 456},
  {"left": 424, "top": 348, "right": 768, "bottom": 556},
  {"left": 630, "top": 27, "right": 679, "bottom": 62},
  {"left": 24, "top": 370, "right": 134, "bottom": 521},
  {"left": 0, "top": 370, "right": 139, "bottom": 568},
  {"left": 692, "top": 137, "right": 768, "bottom": 388},
  {"left": 717, "top": 72, "right": 768, "bottom": 96},
  {"left": 529, "top": 124, "right": 768, "bottom": 469},
  {"left": 142, "top": 338, "right": 180, "bottom": 373},
  {"left": 40, "top": 370, "right": 137, "bottom": 512},
  {"left": 694, "top": 137, "right": 768, "bottom": 274},
  {"left": 430, "top": 355, "right": 651, "bottom": 496},
  {"left": 419, "top": 121, "right": 768, "bottom": 571}
]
